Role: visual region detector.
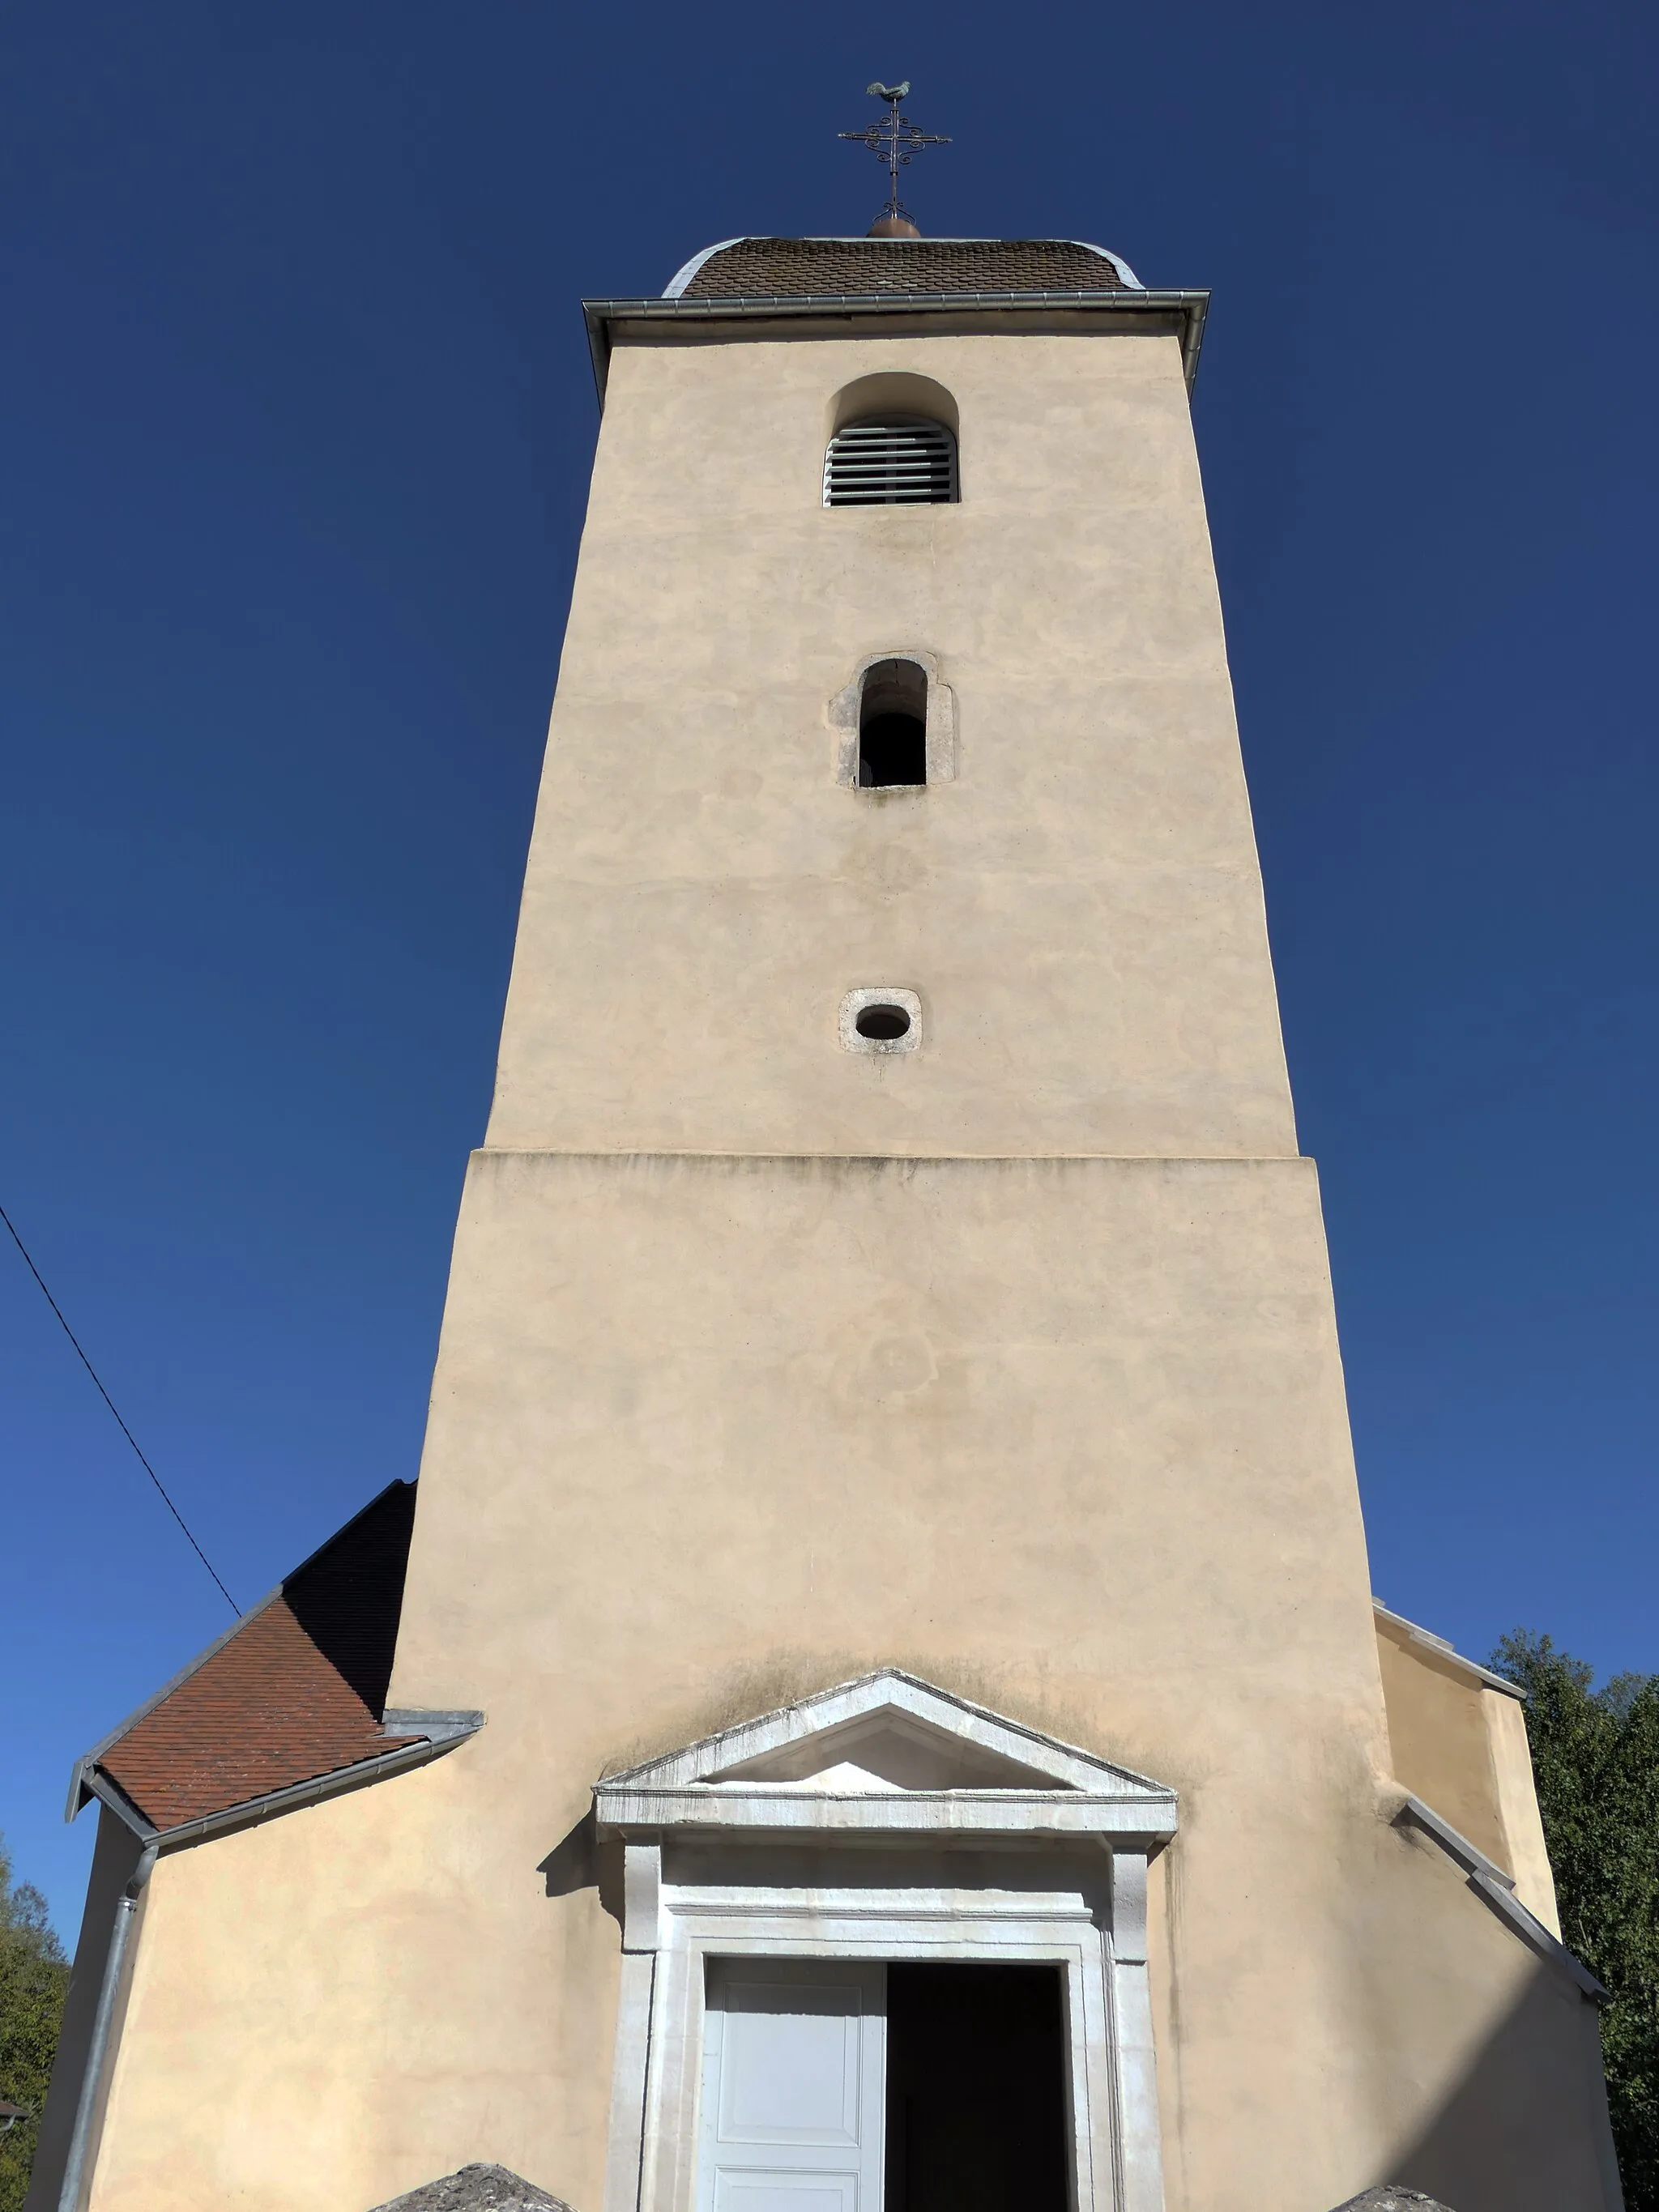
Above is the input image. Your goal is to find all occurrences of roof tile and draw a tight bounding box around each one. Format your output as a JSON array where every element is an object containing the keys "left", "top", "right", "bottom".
[
  {"left": 678, "top": 237, "right": 1126, "bottom": 300},
  {"left": 96, "top": 1481, "right": 419, "bottom": 1831}
]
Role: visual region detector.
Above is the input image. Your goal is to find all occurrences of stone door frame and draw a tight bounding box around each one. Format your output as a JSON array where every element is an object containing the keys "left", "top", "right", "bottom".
[{"left": 594, "top": 1671, "right": 1176, "bottom": 2212}]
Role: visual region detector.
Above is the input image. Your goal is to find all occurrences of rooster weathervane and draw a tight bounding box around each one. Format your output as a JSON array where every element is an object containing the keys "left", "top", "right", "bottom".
[{"left": 838, "top": 82, "right": 950, "bottom": 235}]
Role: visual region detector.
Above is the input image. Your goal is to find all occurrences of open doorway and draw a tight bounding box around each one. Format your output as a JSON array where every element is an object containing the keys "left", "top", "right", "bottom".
[
  {"left": 885, "top": 1963, "right": 1071, "bottom": 2212},
  {"left": 695, "top": 1957, "right": 1073, "bottom": 2212}
]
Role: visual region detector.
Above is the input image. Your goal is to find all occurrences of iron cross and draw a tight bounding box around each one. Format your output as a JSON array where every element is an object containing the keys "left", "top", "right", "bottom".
[{"left": 838, "top": 82, "right": 951, "bottom": 231}]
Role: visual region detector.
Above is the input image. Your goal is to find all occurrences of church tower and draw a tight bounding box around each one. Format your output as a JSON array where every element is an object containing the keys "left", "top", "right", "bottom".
[{"left": 32, "top": 216, "right": 1622, "bottom": 2212}]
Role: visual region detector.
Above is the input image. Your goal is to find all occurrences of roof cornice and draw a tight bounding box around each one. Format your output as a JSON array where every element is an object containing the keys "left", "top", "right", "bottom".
[{"left": 581, "top": 288, "right": 1209, "bottom": 407}]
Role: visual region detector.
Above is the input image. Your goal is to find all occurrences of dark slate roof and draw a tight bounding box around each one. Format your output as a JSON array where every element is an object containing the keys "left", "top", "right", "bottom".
[
  {"left": 674, "top": 237, "right": 1129, "bottom": 300},
  {"left": 88, "top": 1481, "right": 421, "bottom": 1832}
]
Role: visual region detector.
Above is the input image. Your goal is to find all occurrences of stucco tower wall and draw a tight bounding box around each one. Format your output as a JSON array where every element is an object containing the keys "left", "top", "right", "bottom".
[
  {"left": 391, "top": 1149, "right": 1392, "bottom": 2212},
  {"left": 486, "top": 330, "right": 1299, "bottom": 1161}
]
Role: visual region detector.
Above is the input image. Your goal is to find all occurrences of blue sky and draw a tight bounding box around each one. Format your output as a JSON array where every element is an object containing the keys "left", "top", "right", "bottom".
[{"left": 3, "top": 0, "right": 1655, "bottom": 1935}]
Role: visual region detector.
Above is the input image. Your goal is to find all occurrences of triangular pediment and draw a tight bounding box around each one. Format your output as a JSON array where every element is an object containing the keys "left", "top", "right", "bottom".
[
  {"left": 708, "top": 1708, "right": 1064, "bottom": 1792},
  {"left": 595, "top": 1670, "right": 1175, "bottom": 1840}
]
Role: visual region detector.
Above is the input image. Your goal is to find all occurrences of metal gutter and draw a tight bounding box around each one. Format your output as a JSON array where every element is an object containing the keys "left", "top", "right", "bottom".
[
  {"left": 80, "top": 1710, "right": 484, "bottom": 1853},
  {"left": 55, "top": 1844, "right": 156, "bottom": 2212},
  {"left": 582, "top": 288, "right": 1210, "bottom": 407},
  {"left": 79, "top": 1771, "right": 157, "bottom": 1843}
]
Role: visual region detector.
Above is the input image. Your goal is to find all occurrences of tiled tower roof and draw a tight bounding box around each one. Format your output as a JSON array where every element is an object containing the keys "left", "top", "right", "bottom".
[{"left": 667, "top": 237, "right": 1137, "bottom": 300}]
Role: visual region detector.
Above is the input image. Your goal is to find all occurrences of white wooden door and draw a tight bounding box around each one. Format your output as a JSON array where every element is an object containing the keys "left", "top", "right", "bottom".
[{"left": 697, "top": 1958, "right": 887, "bottom": 2212}]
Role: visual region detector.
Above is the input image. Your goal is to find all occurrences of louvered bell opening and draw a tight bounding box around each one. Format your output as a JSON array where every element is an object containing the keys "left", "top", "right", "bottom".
[{"left": 823, "top": 416, "right": 957, "bottom": 508}]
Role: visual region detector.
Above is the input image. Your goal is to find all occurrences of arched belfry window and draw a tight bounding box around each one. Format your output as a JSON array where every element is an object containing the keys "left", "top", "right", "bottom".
[
  {"left": 858, "top": 658, "right": 929, "bottom": 786},
  {"left": 822, "top": 372, "right": 961, "bottom": 509},
  {"left": 824, "top": 416, "right": 958, "bottom": 507}
]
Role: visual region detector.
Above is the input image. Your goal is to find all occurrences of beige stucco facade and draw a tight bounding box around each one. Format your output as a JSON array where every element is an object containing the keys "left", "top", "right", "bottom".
[
  {"left": 488, "top": 331, "right": 1294, "bottom": 1163},
  {"left": 40, "top": 305, "right": 1621, "bottom": 2212}
]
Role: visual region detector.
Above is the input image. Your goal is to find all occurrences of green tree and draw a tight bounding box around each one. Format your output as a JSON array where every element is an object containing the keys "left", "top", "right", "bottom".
[
  {"left": 0, "top": 1835, "right": 70, "bottom": 2212},
  {"left": 1492, "top": 1630, "right": 1659, "bottom": 2210}
]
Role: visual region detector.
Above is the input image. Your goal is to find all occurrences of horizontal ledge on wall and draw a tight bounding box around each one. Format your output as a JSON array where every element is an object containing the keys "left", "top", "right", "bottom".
[{"left": 582, "top": 289, "right": 1211, "bottom": 403}]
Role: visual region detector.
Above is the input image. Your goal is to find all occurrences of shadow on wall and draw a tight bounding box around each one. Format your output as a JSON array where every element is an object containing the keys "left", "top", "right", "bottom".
[
  {"left": 1371, "top": 1958, "right": 1620, "bottom": 2212},
  {"left": 539, "top": 1813, "right": 595, "bottom": 1900}
]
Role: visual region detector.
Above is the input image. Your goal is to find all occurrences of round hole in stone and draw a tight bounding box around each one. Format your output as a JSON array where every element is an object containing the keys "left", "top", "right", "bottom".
[{"left": 855, "top": 1004, "right": 912, "bottom": 1042}]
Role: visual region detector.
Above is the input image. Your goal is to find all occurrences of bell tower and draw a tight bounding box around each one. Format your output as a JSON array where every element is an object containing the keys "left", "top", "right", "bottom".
[
  {"left": 44, "top": 221, "right": 1621, "bottom": 2212},
  {"left": 471, "top": 249, "right": 1286, "bottom": 1165},
  {"left": 378, "top": 230, "right": 1616, "bottom": 2212}
]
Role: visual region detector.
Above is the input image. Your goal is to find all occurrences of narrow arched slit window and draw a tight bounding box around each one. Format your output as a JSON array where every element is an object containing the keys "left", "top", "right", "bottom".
[
  {"left": 824, "top": 416, "right": 957, "bottom": 507},
  {"left": 859, "top": 659, "right": 928, "bottom": 787}
]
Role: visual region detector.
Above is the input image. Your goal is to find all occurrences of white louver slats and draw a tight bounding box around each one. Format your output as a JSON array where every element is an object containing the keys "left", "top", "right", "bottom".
[{"left": 823, "top": 416, "right": 957, "bottom": 507}]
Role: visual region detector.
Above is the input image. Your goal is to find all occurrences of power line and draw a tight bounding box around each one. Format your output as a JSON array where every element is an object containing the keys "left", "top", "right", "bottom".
[{"left": 0, "top": 1201, "right": 240, "bottom": 1615}]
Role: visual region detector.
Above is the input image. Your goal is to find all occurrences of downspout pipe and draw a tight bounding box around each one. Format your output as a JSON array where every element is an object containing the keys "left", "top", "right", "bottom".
[{"left": 56, "top": 1844, "right": 156, "bottom": 2212}]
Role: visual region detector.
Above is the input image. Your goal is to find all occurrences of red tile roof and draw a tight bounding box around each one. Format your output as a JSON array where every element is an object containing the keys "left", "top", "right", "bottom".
[{"left": 91, "top": 1481, "right": 420, "bottom": 1833}]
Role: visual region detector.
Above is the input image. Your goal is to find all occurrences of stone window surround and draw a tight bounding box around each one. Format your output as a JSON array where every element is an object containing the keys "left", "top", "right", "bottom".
[
  {"left": 839, "top": 987, "right": 923, "bottom": 1055},
  {"left": 594, "top": 1672, "right": 1176, "bottom": 2212},
  {"left": 829, "top": 650, "right": 957, "bottom": 788}
]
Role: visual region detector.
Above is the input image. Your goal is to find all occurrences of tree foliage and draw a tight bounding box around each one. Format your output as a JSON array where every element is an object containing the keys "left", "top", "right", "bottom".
[
  {"left": 0, "top": 1834, "right": 70, "bottom": 2212},
  {"left": 1492, "top": 1630, "right": 1659, "bottom": 2210}
]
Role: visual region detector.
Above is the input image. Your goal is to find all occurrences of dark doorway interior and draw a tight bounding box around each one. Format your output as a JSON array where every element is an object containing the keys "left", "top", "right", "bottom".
[{"left": 885, "top": 1963, "right": 1071, "bottom": 2212}]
